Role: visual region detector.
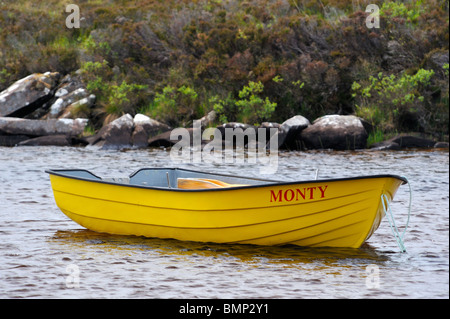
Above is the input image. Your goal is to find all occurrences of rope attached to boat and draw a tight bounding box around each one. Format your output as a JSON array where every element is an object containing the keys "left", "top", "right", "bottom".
[{"left": 381, "top": 177, "right": 412, "bottom": 253}]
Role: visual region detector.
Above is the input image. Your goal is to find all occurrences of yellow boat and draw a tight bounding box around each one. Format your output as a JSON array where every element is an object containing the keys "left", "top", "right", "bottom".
[{"left": 46, "top": 168, "right": 407, "bottom": 249}]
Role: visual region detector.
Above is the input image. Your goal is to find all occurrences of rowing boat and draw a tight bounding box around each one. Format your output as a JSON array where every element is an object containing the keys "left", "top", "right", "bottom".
[{"left": 46, "top": 168, "right": 406, "bottom": 248}]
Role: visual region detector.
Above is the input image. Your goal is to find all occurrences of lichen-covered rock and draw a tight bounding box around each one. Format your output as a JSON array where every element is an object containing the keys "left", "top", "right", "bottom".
[
  {"left": 0, "top": 117, "right": 88, "bottom": 137},
  {"left": 47, "top": 88, "right": 90, "bottom": 118},
  {"left": 87, "top": 113, "right": 134, "bottom": 149},
  {"left": 278, "top": 115, "right": 310, "bottom": 150},
  {"left": 301, "top": 115, "right": 368, "bottom": 150},
  {"left": 0, "top": 72, "right": 61, "bottom": 117},
  {"left": 133, "top": 113, "right": 171, "bottom": 138}
]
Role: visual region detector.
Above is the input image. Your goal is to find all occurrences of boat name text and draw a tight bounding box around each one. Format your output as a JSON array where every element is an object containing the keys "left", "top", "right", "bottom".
[{"left": 270, "top": 185, "right": 328, "bottom": 202}]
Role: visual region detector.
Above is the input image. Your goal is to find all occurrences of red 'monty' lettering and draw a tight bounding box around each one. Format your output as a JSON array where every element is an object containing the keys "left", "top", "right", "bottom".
[
  {"left": 270, "top": 190, "right": 282, "bottom": 202},
  {"left": 270, "top": 185, "right": 329, "bottom": 203},
  {"left": 296, "top": 188, "right": 306, "bottom": 200},
  {"left": 284, "top": 189, "right": 294, "bottom": 202}
]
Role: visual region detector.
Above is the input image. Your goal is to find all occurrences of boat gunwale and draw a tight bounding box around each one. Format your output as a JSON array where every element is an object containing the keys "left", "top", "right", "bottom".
[{"left": 45, "top": 168, "right": 407, "bottom": 192}]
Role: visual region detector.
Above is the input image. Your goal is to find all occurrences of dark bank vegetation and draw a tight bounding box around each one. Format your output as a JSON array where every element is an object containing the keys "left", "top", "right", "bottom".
[{"left": 0, "top": 0, "right": 448, "bottom": 142}]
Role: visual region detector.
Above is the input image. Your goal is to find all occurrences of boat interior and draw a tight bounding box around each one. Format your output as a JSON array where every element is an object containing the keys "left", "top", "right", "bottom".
[{"left": 50, "top": 168, "right": 279, "bottom": 189}]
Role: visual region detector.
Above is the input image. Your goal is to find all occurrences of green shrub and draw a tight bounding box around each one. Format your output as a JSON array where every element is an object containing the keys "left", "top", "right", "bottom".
[
  {"left": 0, "top": 68, "right": 13, "bottom": 88},
  {"left": 235, "top": 81, "right": 277, "bottom": 124},
  {"left": 352, "top": 68, "right": 435, "bottom": 132},
  {"left": 80, "top": 60, "right": 148, "bottom": 124},
  {"left": 147, "top": 85, "right": 199, "bottom": 127},
  {"left": 81, "top": 60, "right": 111, "bottom": 101},
  {"left": 106, "top": 81, "right": 148, "bottom": 116},
  {"left": 211, "top": 81, "right": 277, "bottom": 125},
  {"left": 380, "top": 1, "right": 424, "bottom": 25},
  {"left": 211, "top": 93, "right": 238, "bottom": 124},
  {"left": 1, "top": 0, "right": 447, "bottom": 137},
  {"left": 366, "top": 128, "right": 385, "bottom": 147}
]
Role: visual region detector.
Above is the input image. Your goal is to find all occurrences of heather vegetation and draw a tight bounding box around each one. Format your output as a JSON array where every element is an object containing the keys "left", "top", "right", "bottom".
[{"left": 0, "top": 0, "right": 448, "bottom": 140}]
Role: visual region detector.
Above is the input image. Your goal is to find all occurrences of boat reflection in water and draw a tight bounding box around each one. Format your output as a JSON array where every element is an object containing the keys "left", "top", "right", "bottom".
[{"left": 50, "top": 229, "right": 390, "bottom": 268}]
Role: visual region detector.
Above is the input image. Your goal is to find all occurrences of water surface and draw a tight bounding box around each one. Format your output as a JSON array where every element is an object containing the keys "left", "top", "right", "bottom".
[{"left": 0, "top": 146, "right": 448, "bottom": 298}]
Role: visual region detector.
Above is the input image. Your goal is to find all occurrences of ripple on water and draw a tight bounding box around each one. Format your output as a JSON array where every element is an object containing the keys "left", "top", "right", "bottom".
[{"left": 0, "top": 146, "right": 448, "bottom": 298}]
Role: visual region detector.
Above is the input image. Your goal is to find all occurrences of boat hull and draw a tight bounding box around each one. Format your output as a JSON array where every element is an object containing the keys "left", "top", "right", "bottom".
[{"left": 47, "top": 170, "right": 405, "bottom": 248}]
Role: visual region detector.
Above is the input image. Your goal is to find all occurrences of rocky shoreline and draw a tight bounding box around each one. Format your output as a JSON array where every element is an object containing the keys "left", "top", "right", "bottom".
[{"left": 0, "top": 72, "right": 448, "bottom": 151}]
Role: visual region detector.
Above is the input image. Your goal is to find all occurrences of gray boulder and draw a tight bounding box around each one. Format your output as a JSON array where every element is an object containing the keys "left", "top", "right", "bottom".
[
  {"left": 198, "top": 110, "right": 217, "bottom": 128},
  {"left": 59, "top": 94, "right": 96, "bottom": 119},
  {"left": 148, "top": 130, "right": 178, "bottom": 148},
  {"left": 0, "top": 134, "right": 29, "bottom": 147},
  {"left": 148, "top": 128, "right": 197, "bottom": 148},
  {"left": 131, "top": 124, "right": 149, "bottom": 148},
  {"left": 133, "top": 113, "right": 171, "bottom": 138},
  {"left": 18, "top": 135, "right": 72, "bottom": 147},
  {"left": 0, "top": 117, "right": 88, "bottom": 137},
  {"left": 217, "top": 122, "right": 257, "bottom": 147},
  {"left": 258, "top": 122, "right": 281, "bottom": 149},
  {"left": 131, "top": 113, "right": 171, "bottom": 148},
  {"left": 87, "top": 113, "right": 171, "bottom": 149},
  {"left": 279, "top": 115, "right": 310, "bottom": 150},
  {"left": 0, "top": 72, "right": 61, "bottom": 117},
  {"left": 434, "top": 142, "right": 449, "bottom": 149},
  {"left": 301, "top": 115, "right": 368, "bottom": 150},
  {"left": 87, "top": 113, "right": 134, "bottom": 149},
  {"left": 45, "top": 74, "right": 95, "bottom": 119},
  {"left": 371, "top": 135, "right": 436, "bottom": 150},
  {"left": 54, "top": 73, "right": 85, "bottom": 98},
  {"left": 47, "top": 88, "right": 91, "bottom": 119},
  {"left": 217, "top": 122, "right": 254, "bottom": 133}
]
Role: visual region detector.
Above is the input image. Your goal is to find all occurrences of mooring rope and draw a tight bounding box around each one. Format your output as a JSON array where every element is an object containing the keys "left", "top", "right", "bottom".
[{"left": 381, "top": 177, "right": 412, "bottom": 253}]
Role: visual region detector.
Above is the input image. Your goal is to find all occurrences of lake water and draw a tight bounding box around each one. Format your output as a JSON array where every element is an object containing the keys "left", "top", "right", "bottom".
[{"left": 0, "top": 146, "right": 448, "bottom": 299}]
